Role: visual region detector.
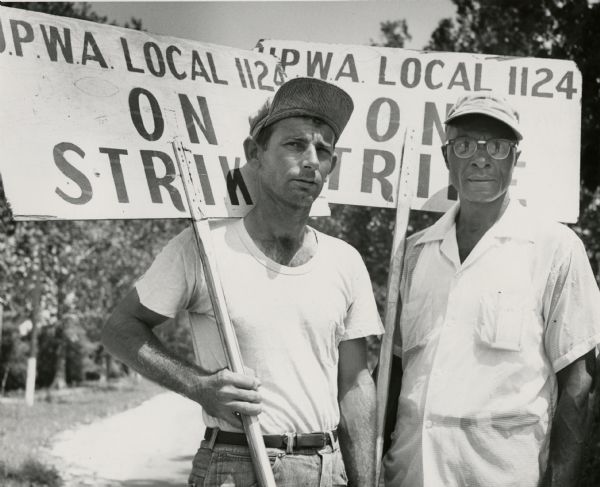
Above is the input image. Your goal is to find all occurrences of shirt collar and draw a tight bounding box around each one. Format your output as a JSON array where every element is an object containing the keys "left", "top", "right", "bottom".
[
  {"left": 416, "top": 202, "right": 460, "bottom": 245},
  {"left": 415, "top": 198, "right": 536, "bottom": 246}
]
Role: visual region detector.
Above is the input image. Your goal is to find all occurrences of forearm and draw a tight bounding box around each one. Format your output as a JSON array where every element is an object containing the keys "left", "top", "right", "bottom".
[
  {"left": 102, "top": 289, "right": 262, "bottom": 428},
  {"left": 338, "top": 369, "right": 377, "bottom": 487},
  {"left": 542, "top": 392, "right": 593, "bottom": 486},
  {"left": 102, "top": 314, "right": 204, "bottom": 402},
  {"left": 541, "top": 354, "right": 597, "bottom": 487},
  {"left": 383, "top": 354, "right": 403, "bottom": 455}
]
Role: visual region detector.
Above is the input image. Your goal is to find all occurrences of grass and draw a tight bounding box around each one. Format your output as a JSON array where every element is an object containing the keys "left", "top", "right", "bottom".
[{"left": 0, "top": 377, "right": 164, "bottom": 486}]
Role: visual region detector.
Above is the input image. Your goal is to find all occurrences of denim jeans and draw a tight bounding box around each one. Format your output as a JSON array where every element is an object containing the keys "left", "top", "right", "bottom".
[{"left": 188, "top": 439, "right": 348, "bottom": 487}]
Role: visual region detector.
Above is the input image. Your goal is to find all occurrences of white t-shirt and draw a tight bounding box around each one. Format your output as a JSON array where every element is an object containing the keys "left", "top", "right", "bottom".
[
  {"left": 136, "top": 219, "right": 383, "bottom": 435},
  {"left": 384, "top": 199, "right": 600, "bottom": 487}
]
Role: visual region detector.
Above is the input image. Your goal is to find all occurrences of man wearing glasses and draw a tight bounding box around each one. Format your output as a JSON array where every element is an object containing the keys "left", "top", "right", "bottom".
[{"left": 383, "top": 93, "right": 600, "bottom": 487}]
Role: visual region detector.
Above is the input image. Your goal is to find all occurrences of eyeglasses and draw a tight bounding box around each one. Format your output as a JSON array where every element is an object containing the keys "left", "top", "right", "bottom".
[{"left": 446, "top": 136, "right": 517, "bottom": 160}]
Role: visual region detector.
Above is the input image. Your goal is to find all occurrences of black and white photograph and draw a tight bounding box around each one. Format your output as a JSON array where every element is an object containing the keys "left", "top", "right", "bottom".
[{"left": 1, "top": 1, "right": 599, "bottom": 486}]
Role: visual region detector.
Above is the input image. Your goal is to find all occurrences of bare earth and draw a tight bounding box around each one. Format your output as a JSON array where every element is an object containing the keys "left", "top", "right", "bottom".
[{"left": 48, "top": 392, "right": 206, "bottom": 487}]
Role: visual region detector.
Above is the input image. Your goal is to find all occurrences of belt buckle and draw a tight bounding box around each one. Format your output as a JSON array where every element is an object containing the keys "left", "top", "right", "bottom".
[{"left": 283, "top": 432, "right": 296, "bottom": 453}]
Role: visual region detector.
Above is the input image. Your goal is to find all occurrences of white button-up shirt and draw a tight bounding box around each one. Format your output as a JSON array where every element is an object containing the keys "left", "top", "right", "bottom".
[{"left": 384, "top": 199, "right": 600, "bottom": 487}]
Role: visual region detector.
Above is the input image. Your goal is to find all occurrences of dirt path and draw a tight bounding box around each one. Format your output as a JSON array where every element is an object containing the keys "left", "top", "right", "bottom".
[{"left": 48, "top": 391, "right": 206, "bottom": 487}]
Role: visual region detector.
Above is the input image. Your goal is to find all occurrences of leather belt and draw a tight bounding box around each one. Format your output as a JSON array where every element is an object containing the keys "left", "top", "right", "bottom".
[{"left": 204, "top": 427, "right": 337, "bottom": 451}]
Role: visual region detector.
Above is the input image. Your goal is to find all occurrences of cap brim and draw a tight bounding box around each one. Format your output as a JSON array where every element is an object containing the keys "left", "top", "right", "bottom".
[{"left": 445, "top": 108, "right": 522, "bottom": 141}]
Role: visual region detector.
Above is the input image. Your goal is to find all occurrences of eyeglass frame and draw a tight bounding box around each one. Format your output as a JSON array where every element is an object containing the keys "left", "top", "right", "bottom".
[{"left": 444, "top": 136, "right": 518, "bottom": 160}]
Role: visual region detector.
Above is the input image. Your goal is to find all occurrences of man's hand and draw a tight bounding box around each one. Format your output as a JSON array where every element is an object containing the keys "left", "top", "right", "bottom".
[{"left": 194, "top": 368, "right": 262, "bottom": 428}]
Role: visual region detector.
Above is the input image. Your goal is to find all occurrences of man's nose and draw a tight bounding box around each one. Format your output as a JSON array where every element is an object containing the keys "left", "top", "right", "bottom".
[
  {"left": 471, "top": 151, "right": 491, "bottom": 168},
  {"left": 303, "top": 146, "right": 319, "bottom": 169}
]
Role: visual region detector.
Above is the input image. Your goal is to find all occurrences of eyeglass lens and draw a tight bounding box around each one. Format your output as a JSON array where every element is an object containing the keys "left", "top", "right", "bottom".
[{"left": 452, "top": 136, "right": 512, "bottom": 160}]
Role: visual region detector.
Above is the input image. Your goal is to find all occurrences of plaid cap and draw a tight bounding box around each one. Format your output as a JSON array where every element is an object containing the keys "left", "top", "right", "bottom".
[
  {"left": 445, "top": 92, "right": 522, "bottom": 141},
  {"left": 249, "top": 77, "right": 354, "bottom": 141}
]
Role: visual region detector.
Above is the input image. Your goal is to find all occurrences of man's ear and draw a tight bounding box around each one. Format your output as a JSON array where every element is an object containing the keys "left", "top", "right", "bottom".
[
  {"left": 329, "top": 151, "right": 338, "bottom": 175},
  {"left": 514, "top": 148, "right": 522, "bottom": 167},
  {"left": 441, "top": 145, "right": 449, "bottom": 169},
  {"left": 243, "top": 136, "right": 260, "bottom": 168}
]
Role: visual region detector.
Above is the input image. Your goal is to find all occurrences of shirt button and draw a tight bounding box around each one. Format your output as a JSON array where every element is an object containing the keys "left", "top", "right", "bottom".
[{"left": 425, "top": 420, "right": 433, "bottom": 429}]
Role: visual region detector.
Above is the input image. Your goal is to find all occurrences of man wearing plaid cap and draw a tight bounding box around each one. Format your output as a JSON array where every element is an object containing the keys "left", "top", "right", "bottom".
[
  {"left": 383, "top": 93, "right": 600, "bottom": 487},
  {"left": 103, "top": 77, "right": 382, "bottom": 486}
]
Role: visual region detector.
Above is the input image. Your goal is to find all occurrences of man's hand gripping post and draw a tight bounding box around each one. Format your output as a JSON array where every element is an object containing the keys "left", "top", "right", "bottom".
[{"left": 172, "top": 139, "right": 277, "bottom": 487}]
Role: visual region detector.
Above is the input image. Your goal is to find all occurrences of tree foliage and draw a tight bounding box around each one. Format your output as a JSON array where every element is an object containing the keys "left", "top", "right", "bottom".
[
  {"left": 0, "top": 2, "right": 187, "bottom": 391},
  {"left": 1, "top": 2, "right": 143, "bottom": 29},
  {"left": 378, "top": 19, "right": 412, "bottom": 48}
]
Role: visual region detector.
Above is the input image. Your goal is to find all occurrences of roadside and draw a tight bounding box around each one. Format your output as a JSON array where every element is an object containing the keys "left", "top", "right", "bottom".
[
  {"left": 47, "top": 390, "right": 206, "bottom": 487},
  {"left": 0, "top": 378, "right": 164, "bottom": 487}
]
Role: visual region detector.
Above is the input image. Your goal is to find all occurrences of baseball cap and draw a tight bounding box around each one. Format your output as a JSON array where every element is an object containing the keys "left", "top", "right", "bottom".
[
  {"left": 249, "top": 77, "right": 354, "bottom": 141},
  {"left": 445, "top": 92, "right": 522, "bottom": 141}
]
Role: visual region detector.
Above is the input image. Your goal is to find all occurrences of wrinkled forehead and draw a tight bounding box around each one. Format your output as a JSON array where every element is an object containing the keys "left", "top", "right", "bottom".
[{"left": 446, "top": 114, "right": 518, "bottom": 141}]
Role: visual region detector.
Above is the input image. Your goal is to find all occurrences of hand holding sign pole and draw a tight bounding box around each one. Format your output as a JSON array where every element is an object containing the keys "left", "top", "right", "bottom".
[
  {"left": 375, "top": 128, "right": 416, "bottom": 486},
  {"left": 171, "top": 139, "right": 277, "bottom": 487}
]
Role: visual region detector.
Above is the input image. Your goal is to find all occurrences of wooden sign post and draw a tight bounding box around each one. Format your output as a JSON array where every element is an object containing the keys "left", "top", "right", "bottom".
[
  {"left": 375, "top": 128, "right": 417, "bottom": 486},
  {"left": 172, "top": 139, "right": 277, "bottom": 487}
]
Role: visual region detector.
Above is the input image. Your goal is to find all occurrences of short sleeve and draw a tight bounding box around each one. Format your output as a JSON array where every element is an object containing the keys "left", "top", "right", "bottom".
[
  {"left": 340, "top": 250, "right": 384, "bottom": 341},
  {"left": 544, "top": 234, "right": 600, "bottom": 372},
  {"left": 135, "top": 228, "right": 206, "bottom": 318}
]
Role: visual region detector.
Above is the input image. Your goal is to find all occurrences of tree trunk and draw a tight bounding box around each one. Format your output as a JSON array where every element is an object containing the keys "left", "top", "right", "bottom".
[
  {"left": 51, "top": 325, "right": 67, "bottom": 389},
  {"left": 25, "top": 261, "right": 43, "bottom": 406},
  {"left": 1, "top": 365, "right": 9, "bottom": 395},
  {"left": 104, "top": 353, "right": 112, "bottom": 382},
  {"left": 51, "top": 276, "right": 68, "bottom": 390}
]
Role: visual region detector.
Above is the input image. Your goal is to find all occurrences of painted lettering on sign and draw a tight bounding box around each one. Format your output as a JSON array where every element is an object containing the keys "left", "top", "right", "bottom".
[
  {"left": 257, "top": 42, "right": 580, "bottom": 101},
  {"left": 0, "top": 6, "right": 288, "bottom": 220},
  {"left": 53, "top": 143, "right": 254, "bottom": 211},
  {"left": 256, "top": 40, "right": 581, "bottom": 222},
  {"left": 0, "top": 9, "right": 583, "bottom": 223}
]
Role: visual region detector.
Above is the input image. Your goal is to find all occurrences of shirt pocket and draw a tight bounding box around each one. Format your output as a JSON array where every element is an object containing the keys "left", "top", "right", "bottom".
[
  {"left": 400, "top": 296, "right": 436, "bottom": 353},
  {"left": 477, "top": 290, "right": 531, "bottom": 352}
]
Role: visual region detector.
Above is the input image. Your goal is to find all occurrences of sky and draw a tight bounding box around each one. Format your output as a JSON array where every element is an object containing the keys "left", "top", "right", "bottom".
[{"left": 90, "top": 1, "right": 456, "bottom": 51}]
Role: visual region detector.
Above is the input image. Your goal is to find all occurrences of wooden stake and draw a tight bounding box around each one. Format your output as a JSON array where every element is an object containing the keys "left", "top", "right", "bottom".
[
  {"left": 374, "top": 128, "right": 416, "bottom": 485},
  {"left": 172, "top": 140, "right": 277, "bottom": 487}
]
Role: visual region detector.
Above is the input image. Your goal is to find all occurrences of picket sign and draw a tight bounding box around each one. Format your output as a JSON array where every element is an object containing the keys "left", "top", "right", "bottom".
[
  {"left": 171, "top": 139, "right": 276, "bottom": 487},
  {"left": 374, "top": 128, "right": 417, "bottom": 486},
  {"left": 255, "top": 39, "right": 583, "bottom": 224}
]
